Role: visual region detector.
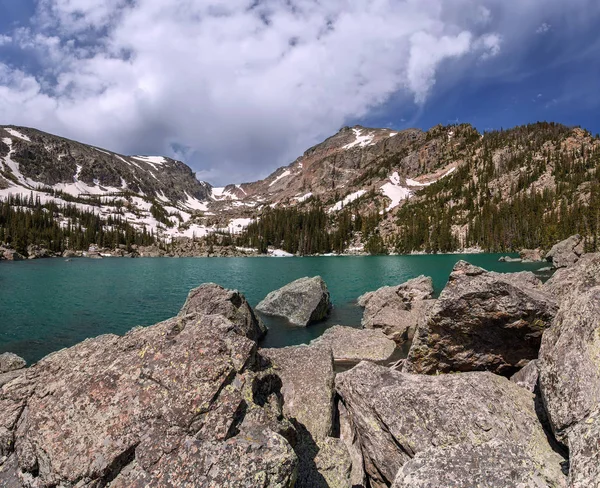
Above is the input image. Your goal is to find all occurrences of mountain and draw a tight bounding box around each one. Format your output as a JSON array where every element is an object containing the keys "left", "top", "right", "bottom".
[{"left": 1, "top": 121, "right": 599, "bottom": 256}]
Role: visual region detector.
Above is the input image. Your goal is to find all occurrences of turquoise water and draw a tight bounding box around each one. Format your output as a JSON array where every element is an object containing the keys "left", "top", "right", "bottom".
[{"left": 0, "top": 255, "right": 551, "bottom": 364}]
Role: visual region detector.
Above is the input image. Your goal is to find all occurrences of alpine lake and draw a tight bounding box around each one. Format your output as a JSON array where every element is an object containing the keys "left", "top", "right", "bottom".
[{"left": 0, "top": 254, "right": 552, "bottom": 364}]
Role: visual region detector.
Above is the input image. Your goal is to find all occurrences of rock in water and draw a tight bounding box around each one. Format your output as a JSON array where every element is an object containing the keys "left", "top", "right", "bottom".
[
  {"left": 310, "top": 325, "right": 396, "bottom": 364},
  {"left": 256, "top": 276, "right": 331, "bottom": 326},
  {"left": 179, "top": 282, "right": 267, "bottom": 340},
  {"left": 520, "top": 248, "right": 544, "bottom": 262},
  {"left": 404, "top": 261, "right": 557, "bottom": 376},
  {"left": 336, "top": 361, "right": 567, "bottom": 488},
  {"left": 538, "top": 286, "right": 600, "bottom": 486},
  {"left": 0, "top": 289, "right": 297, "bottom": 487},
  {"left": 544, "top": 252, "right": 600, "bottom": 304},
  {"left": 0, "top": 353, "right": 26, "bottom": 374},
  {"left": 357, "top": 276, "right": 434, "bottom": 344},
  {"left": 545, "top": 234, "right": 584, "bottom": 268}
]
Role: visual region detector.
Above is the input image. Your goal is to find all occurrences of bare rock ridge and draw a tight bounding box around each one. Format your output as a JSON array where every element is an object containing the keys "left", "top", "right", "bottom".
[{"left": 2, "top": 253, "right": 599, "bottom": 487}]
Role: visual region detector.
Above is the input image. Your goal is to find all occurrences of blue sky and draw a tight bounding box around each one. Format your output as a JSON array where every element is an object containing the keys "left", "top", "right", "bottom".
[{"left": 0, "top": 0, "right": 599, "bottom": 185}]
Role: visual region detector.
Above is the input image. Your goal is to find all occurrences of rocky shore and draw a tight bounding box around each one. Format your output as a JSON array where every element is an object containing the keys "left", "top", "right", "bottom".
[{"left": 1, "top": 235, "right": 598, "bottom": 487}]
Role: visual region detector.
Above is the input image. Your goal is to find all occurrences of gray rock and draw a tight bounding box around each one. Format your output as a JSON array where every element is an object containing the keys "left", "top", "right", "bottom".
[
  {"left": 520, "top": 248, "right": 544, "bottom": 262},
  {"left": 545, "top": 234, "right": 584, "bottom": 268},
  {"left": 179, "top": 283, "right": 267, "bottom": 340},
  {"left": 0, "top": 370, "right": 25, "bottom": 388},
  {"left": 0, "top": 248, "right": 25, "bottom": 261},
  {"left": 544, "top": 252, "right": 600, "bottom": 304},
  {"left": 0, "top": 289, "right": 297, "bottom": 487},
  {"left": 310, "top": 325, "right": 396, "bottom": 364},
  {"left": 256, "top": 276, "right": 331, "bottom": 326},
  {"left": 510, "top": 359, "right": 540, "bottom": 393},
  {"left": 404, "top": 261, "right": 557, "bottom": 376},
  {"left": 357, "top": 276, "right": 434, "bottom": 344},
  {"left": 568, "top": 405, "right": 600, "bottom": 488},
  {"left": 336, "top": 361, "right": 567, "bottom": 488},
  {"left": 498, "top": 255, "right": 522, "bottom": 262},
  {"left": 0, "top": 353, "right": 26, "bottom": 374}
]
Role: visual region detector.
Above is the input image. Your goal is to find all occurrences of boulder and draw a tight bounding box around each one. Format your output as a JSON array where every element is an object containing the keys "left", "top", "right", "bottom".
[
  {"left": 179, "top": 283, "right": 267, "bottom": 340},
  {"left": 336, "top": 361, "right": 567, "bottom": 488},
  {"left": 520, "top": 248, "right": 544, "bottom": 262},
  {"left": 404, "top": 261, "right": 558, "bottom": 376},
  {"left": 1, "top": 248, "right": 25, "bottom": 261},
  {"left": 510, "top": 359, "right": 539, "bottom": 393},
  {"left": 310, "top": 325, "right": 396, "bottom": 364},
  {"left": 357, "top": 276, "right": 434, "bottom": 344},
  {"left": 26, "top": 244, "right": 51, "bottom": 260},
  {"left": 538, "top": 287, "right": 600, "bottom": 486},
  {"left": 544, "top": 252, "right": 600, "bottom": 304},
  {"left": 545, "top": 234, "right": 584, "bottom": 268},
  {"left": 256, "top": 276, "right": 331, "bottom": 326},
  {"left": 0, "top": 353, "right": 26, "bottom": 374},
  {"left": 261, "top": 344, "right": 351, "bottom": 487},
  {"left": 498, "top": 255, "right": 522, "bottom": 262},
  {"left": 0, "top": 288, "right": 298, "bottom": 487}
]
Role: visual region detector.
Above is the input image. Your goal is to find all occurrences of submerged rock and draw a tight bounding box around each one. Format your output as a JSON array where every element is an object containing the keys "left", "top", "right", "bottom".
[
  {"left": 357, "top": 275, "right": 434, "bottom": 344},
  {"left": 0, "top": 353, "right": 26, "bottom": 374},
  {"left": 545, "top": 234, "right": 584, "bottom": 268},
  {"left": 179, "top": 282, "right": 267, "bottom": 340},
  {"left": 310, "top": 325, "right": 396, "bottom": 364},
  {"left": 538, "top": 286, "right": 600, "bottom": 486},
  {"left": 0, "top": 288, "right": 298, "bottom": 487},
  {"left": 404, "top": 261, "right": 557, "bottom": 376},
  {"left": 256, "top": 276, "right": 331, "bottom": 326},
  {"left": 336, "top": 361, "right": 567, "bottom": 488}
]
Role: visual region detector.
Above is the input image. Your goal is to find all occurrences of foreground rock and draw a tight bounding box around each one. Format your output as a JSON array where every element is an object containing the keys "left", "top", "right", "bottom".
[
  {"left": 256, "top": 276, "right": 331, "bottom": 326},
  {"left": 538, "top": 286, "right": 600, "bottom": 486},
  {"left": 261, "top": 343, "right": 351, "bottom": 487},
  {"left": 544, "top": 252, "right": 600, "bottom": 304},
  {"left": 0, "top": 353, "right": 26, "bottom": 374},
  {"left": 545, "top": 234, "right": 584, "bottom": 268},
  {"left": 179, "top": 282, "right": 267, "bottom": 340},
  {"left": 336, "top": 361, "right": 566, "bottom": 488},
  {"left": 311, "top": 325, "right": 396, "bottom": 364},
  {"left": 0, "top": 286, "right": 298, "bottom": 487},
  {"left": 357, "top": 276, "right": 434, "bottom": 344},
  {"left": 404, "top": 261, "right": 557, "bottom": 376}
]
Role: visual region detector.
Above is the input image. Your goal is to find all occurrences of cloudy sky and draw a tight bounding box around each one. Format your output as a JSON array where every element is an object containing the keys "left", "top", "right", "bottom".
[{"left": 1, "top": 1, "right": 599, "bottom": 185}]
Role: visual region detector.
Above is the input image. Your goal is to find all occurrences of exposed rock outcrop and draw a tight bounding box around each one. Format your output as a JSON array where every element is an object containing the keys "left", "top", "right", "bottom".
[
  {"left": 520, "top": 248, "right": 544, "bottom": 262},
  {"left": 0, "top": 247, "right": 25, "bottom": 261},
  {"left": 336, "top": 361, "right": 567, "bottom": 488},
  {"left": 538, "top": 286, "right": 600, "bottom": 486},
  {"left": 545, "top": 234, "right": 584, "bottom": 268},
  {"left": 0, "top": 289, "right": 298, "bottom": 487},
  {"left": 544, "top": 252, "right": 600, "bottom": 304},
  {"left": 310, "top": 325, "right": 396, "bottom": 364},
  {"left": 0, "top": 353, "right": 26, "bottom": 374},
  {"left": 179, "top": 283, "right": 267, "bottom": 340},
  {"left": 256, "top": 276, "right": 332, "bottom": 326},
  {"left": 357, "top": 276, "right": 434, "bottom": 344},
  {"left": 404, "top": 261, "right": 557, "bottom": 376}
]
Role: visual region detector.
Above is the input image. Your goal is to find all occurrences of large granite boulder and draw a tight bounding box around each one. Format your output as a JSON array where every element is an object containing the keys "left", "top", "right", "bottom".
[
  {"left": 404, "top": 261, "right": 557, "bottom": 376},
  {"left": 256, "top": 276, "right": 331, "bottom": 326},
  {"left": 0, "top": 288, "right": 298, "bottom": 487},
  {"left": 544, "top": 252, "right": 600, "bottom": 304},
  {"left": 545, "top": 234, "right": 584, "bottom": 268},
  {"left": 179, "top": 282, "right": 267, "bottom": 340},
  {"left": 357, "top": 276, "right": 434, "bottom": 344},
  {"left": 336, "top": 361, "right": 567, "bottom": 488},
  {"left": 538, "top": 287, "right": 600, "bottom": 486},
  {"left": 0, "top": 353, "right": 26, "bottom": 374},
  {"left": 310, "top": 325, "right": 396, "bottom": 364},
  {"left": 261, "top": 344, "right": 351, "bottom": 487}
]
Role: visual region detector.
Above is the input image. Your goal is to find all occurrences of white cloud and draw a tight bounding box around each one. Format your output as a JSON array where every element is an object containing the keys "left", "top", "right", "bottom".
[
  {"left": 0, "top": 0, "right": 586, "bottom": 185},
  {"left": 536, "top": 22, "right": 551, "bottom": 34}
]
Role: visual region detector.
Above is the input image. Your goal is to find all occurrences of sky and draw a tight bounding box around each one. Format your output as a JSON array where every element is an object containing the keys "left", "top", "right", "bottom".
[{"left": 0, "top": 1, "right": 599, "bottom": 186}]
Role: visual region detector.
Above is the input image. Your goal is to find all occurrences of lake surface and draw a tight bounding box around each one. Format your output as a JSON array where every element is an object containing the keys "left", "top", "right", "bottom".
[{"left": 0, "top": 254, "right": 551, "bottom": 364}]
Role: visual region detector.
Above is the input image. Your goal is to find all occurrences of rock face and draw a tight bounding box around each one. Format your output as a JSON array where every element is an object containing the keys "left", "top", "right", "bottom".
[
  {"left": 520, "top": 248, "right": 544, "bottom": 262},
  {"left": 336, "top": 361, "right": 566, "bottom": 488},
  {"left": 544, "top": 252, "right": 600, "bottom": 304},
  {"left": 311, "top": 325, "right": 396, "bottom": 364},
  {"left": 0, "top": 288, "right": 298, "bottom": 487},
  {"left": 538, "top": 286, "right": 600, "bottom": 486},
  {"left": 545, "top": 234, "right": 584, "bottom": 268},
  {"left": 0, "top": 353, "right": 26, "bottom": 374},
  {"left": 358, "top": 276, "right": 434, "bottom": 344},
  {"left": 510, "top": 359, "right": 540, "bottom": 393},
  {"left": 404, "top": 261, "right": 557, "bottom": 376},
  {"left": 179, "top": 283, "right": 267, "bottom": 340},
  {"left": 256, "top": 276, "right": 331, "bottom": 326}
]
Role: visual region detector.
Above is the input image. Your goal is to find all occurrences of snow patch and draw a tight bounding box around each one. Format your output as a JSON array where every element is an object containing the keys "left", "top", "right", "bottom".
[
  {"left": 296, "top": 192, "right": 313, "bottom": 203},
  {"left": 329, "top": 189, "right": 367, "bottom": 212},
  {"left": 380, "top": 182, "right": 412, "bottom": 212},
  {"left": 269, "top": 249, "right": 294, "bottom": 257},
  {"left": 4, "top": 128, "right": 30, "bottom": 142},
  {"left": 132, "top": 156, "right": 166, "bottom": 165},
  {"left": 343, "top": 128, "right": 375, "bottom": 150},
  {"left": 269, "top": 170, "right": 292, "bottom": 187}
]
